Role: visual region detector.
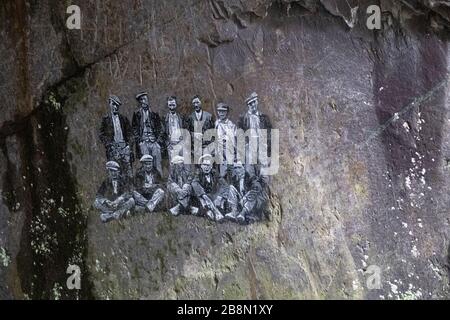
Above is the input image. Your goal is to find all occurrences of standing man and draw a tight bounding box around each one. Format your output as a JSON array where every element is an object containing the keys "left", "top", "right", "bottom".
[
  {"left": 133, "top": 155, "right": 165, "bottom": 213},
  {"left": 164, "top": 96, "right": 186, "bottom": 162},
  {"left": 191, "top": 154, "right": 226, "bottom": 222},
  {"left": 215, "top": 102, "right": 237, "bottom": 178},
  {"left": 94, "top": 161, "right": 135, "bottom": 223},
  {"left": 238, "top": 92, "right": 272, "bottom": 175},
  {"left": 99, "top": 95, "right": 133, "bottom": 178},
  {"left": 167, "top": 155, "right": 198, "bottom": 216},
  {"left": 132, "top": 92, "right": 164, "bottom": 176},
  {"left": 186, "top": 95, "right": 214, "bottom": 163}
]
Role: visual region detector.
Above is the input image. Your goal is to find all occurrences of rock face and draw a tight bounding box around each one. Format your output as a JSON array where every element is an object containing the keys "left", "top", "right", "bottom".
[{"left": 1, "top": 0, "right": 450, "bottom": 299}]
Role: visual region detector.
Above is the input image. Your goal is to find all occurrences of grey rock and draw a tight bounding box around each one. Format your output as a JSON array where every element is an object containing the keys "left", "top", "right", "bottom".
[{"left": 0, "top": 0, "right": 449, "bottom": 299}]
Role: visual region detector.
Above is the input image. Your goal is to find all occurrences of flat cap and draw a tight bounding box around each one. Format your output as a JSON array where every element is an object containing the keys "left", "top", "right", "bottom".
[
  {"left": 233, "top": 161, "right": 244, "bottom": 168},
  {"left": 216, "top": 102, "right": 229, "bottom": 111},
  {"left": 140, "top": 154, "right": 154, "bottom": 162},
  {"left": 245, "top": 92, "right": 258, "bottom": 105},
  {"left": 171, "top": 155, "right": 184, "bottom": 164},
  {"left": 106, "top": 161, "right": 120, "bottom": 170},
  {"left": 199, "top": 154, "right": 213, "bottom": 165},
  {"left": 109, "top": 95, "right": 122, "bottom": 106},
  {"left": 135, "top": 92, "right": 148, "bottom": 100}
]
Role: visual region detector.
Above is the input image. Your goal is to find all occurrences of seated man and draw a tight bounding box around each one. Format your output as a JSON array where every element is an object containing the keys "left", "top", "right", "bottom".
[
  {"left": 94, "top": 161, "right": 135, "bottom": 223},
  {"left": 167, "top": 155, "right": 198, "bottom": 216},
  {"left": 191, "top": 154, "right": 226, "bottom": 222},
  {"left": 225, "top": 162, "right": 269, "bottom": 224},
  {"left": 133, "top": 155, "right": 165, "bottom": 213}
]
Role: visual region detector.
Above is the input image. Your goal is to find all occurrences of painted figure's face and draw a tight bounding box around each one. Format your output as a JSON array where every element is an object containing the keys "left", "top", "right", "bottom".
[
  {"left": 110, "top": 100, "right": 120, "bottom": 115},
  {"left": 143, "top": 161, "right": 153, "bottom": 172},
  {"left": 218, "top": 110, "right": 228, "bottom": 121},
  {"left": 192, "top": 98, "right": 202, "bottom": 112},
  {"left": 248, "top": 98, "right": 258, "bottom": 114},
  {"left": 108, "top": 168, "right": 120, "bottom": 180},
  {"left": 168, "top": 99, "right": 177, "bottom": 112},
  {"left": 201, "top": 162, "right": 212, "bottom": 174},
  {"left": 139, "top": 95, "right": 149, "bottom": 110},
  {"left": 235, "top": 166, "right": 245, "bottom": 179}
]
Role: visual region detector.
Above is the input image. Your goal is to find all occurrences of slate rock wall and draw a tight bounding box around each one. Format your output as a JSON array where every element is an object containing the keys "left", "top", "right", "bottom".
[{"left": 0, "top": 0, "right": 449, "bottom": 299}]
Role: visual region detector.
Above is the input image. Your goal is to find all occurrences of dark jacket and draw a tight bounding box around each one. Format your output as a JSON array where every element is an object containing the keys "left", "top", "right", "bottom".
[
  {"left": 237, "top": 112, "right": 272, "bottom": 154},
  {"left": 131, "top": 108, "right": 164, "bottom": 144},
  {"left": 231, "top": 169, "right": 263, "bottom": 196},
  {"left": 96, "top": 177, "right": 131, "bottom": 201},
  {"left": 134, "top": 167, "right": 163, "bottom": 197},
  {"left": 186, "top": 110, "right": 214, "bottom": 134},
  {"left": 99, "top": 113, "right": 133, "bottom": 147},
  {"left": 168, "top": 164, "right": 192, "bottom": 188},
  {"left": 187, "top": 111, "right": 215, "bottom": 148},
  {"left": 192, "top": 168, "right": 227, "bottom": 197},
  {"left": 163, "top": 112, "right": 186, "bottom": 147},
  {"left": 237, "top": 112, "right": 272, "bottom": 131}
]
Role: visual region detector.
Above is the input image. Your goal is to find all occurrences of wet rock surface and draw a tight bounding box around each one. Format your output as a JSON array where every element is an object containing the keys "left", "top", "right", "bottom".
[{"left": 0, "top": 0, "right": 449, "bottom": 299}]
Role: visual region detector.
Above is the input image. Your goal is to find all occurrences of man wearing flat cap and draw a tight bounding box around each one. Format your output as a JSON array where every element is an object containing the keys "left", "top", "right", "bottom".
[
  {"left": 186, "top": 95, "right": 215, "bottom": 162},
  {"left": 132, "top": 92, "right": 164, "bottom": 176},
  {"left": 99, "top": 95, "right": 133, "bottom": 178},
  {"left": 133, "top": 154, "right": 165, "bottom": 213},
  {"left": 238, "top": 92, "right": 272, "bottom": 175},
  {"left": 167, "top": 155, "right": 198, "bottom": 216},
  {"left": 215, "top": 102, "right": 237, "bottom": 178},
  {"left": 94, "top": 161, "right": 135, "bottom": 223},
  {"left": 191, "top": 154, "right": 227, "bottom": 222}
]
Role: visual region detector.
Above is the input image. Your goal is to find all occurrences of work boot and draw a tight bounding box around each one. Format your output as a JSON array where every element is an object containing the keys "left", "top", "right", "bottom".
[
  {"left": 206, "top": 210, "right": 215, "bottom": 220},
  {"left": 100, "top": 213, "right": 114, "bottom": 223},
  {"left": 236, "top": 212, "right": 246, "bottom": 224},
  {"left": 215, "top": 211, "right": 225, "bottom": 222},
  {"left": 225, "top": 205, "right": 239, "bottom": 221},
  {"left": 190, "top": 206, "right": 199, "bottom": 215},
  {"left": 113, "top": 209, "right": 130, "bottom": 220},
  {"left": 170, "top": 204, "right": 181, "bottom": 216},
  {"left": 146, "top": 200, "right": 156, "bottom": 213}
]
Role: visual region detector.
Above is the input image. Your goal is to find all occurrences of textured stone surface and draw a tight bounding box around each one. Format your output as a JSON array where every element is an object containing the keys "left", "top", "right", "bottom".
[{"left": 0, "top": 0, "right": 449, "bottom": 299}]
